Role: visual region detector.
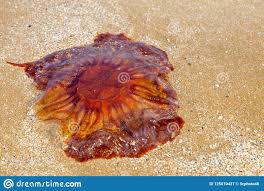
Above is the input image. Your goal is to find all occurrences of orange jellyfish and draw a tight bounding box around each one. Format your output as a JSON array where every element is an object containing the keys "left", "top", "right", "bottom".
[{"left": 8, "top": 33, "right": 184, "bottom": 162}]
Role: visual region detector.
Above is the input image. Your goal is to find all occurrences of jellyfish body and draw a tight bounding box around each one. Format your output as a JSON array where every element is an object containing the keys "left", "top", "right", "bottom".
[{"left": 9, "top": 33, "right": 184, "bottom": 162}]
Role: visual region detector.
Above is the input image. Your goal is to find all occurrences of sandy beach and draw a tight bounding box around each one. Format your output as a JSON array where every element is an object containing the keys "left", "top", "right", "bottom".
[{"left": 0, "top": 0, "right": 263, "bottom": 175}]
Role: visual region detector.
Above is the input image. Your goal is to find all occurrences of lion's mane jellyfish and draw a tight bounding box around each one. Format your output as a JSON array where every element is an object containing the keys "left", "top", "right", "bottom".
[{"left": 8, "top": 33, "right": 184, "bottom": 162}]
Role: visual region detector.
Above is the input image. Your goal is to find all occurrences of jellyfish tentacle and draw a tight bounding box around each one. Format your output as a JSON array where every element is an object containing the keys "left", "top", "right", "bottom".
[{"left": 6, "top": 61, "right": 32, "bottom": 68}]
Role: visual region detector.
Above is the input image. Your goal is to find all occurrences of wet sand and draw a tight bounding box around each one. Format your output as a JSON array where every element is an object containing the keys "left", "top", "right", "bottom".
[{"left": 0, "top": 0, "right": 263, "bottom": 175}]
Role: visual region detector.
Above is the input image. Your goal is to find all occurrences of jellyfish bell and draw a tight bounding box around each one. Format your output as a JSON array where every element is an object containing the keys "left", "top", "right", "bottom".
[{"left": 7, "top": 33, "right": 184, "bottom": 162}]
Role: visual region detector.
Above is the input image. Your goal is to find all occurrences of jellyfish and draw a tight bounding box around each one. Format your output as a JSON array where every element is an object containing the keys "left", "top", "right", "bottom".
[{"left": 8, "top": 33, "right": 184, "bottom": 162}]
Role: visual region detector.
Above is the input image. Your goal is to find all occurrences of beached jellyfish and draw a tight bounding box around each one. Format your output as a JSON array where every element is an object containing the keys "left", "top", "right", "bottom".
[{"left": 8, "top": 33, "right": 184, "bottom": 162}]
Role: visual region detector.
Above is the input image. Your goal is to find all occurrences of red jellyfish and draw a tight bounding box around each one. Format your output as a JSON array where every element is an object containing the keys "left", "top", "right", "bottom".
[{"left": 8, "top": 33, "right": 184, "bottom": 162}]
